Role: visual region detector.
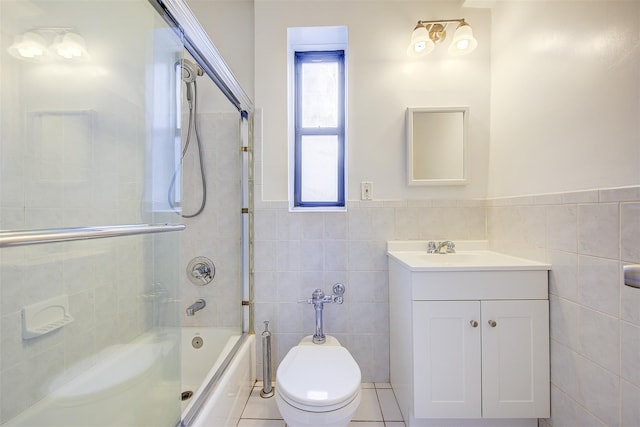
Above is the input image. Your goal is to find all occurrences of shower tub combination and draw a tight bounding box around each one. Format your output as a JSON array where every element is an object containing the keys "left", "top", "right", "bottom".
[
  {"left": 0, "top": 0, "right": 255, "bottom": 425},
  {"left": 2, "top": 326, "right": 255, "bottom": 427}
]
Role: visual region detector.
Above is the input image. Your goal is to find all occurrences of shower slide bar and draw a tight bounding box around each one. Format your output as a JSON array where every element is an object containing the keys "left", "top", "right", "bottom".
[{"left": 0, "top": 223, "right": 185, "bottom": 248}]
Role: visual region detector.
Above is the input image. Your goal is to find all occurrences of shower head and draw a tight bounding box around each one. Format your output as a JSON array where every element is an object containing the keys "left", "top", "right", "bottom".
[{"left": 181, "top": 59, "right": 204, "bottom": 83}]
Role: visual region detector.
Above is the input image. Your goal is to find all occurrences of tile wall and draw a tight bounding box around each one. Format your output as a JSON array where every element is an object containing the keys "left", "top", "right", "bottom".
[
  {"left": 252, "top": 199, "right": 487, "bottom": 382},
  {"left": 486, "top": 187, "right": 640, "bottom": 427},
  {"left": 180, "top": 111, "right": 243, "bottom": 328},
  {"left": 252, "top": 111, "right": 487, "bottom": 382},
  {"left": 252, "top": 111, "right": 640, "bottom": 426}
]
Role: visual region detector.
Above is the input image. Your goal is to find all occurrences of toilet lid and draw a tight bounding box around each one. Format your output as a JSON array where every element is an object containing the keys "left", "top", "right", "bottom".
[{"left": 276, "top": 345, "right": 361, "bottom": 409}]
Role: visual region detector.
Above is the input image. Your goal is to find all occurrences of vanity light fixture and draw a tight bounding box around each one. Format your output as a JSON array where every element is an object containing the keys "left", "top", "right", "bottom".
[
  {"left": 407, "top": 19, "right": 477, "bottom": 57},
  {"left": 50, "top": 32, "right": 88, "bottom": 60},
  {"left": 7, "top": 32, "right": 50, "bottom": 60},
  {"left": 8, "top": 28, "right": 89, "bottom": 61}
]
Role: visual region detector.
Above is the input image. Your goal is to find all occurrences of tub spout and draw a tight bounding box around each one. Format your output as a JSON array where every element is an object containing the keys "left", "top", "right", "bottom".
[{"left": 186, "top": 299, "right": 206, "bottom": 316}]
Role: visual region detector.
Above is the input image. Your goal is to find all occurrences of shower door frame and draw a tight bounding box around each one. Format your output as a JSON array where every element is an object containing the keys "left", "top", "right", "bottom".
[
  {"left": 150, "top": 0, "right": 254, "bottom": 334},
  {"left": 148, "top": 1, "right": 255, "bottom": 425}
]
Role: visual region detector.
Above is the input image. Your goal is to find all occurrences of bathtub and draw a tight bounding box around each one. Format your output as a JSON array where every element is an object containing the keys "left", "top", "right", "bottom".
[
  {"left": 4, "top": 328, "right": 255, "bottom": 427},
  {"left": 180, "top": 327, "right": 256, "bottom": 427},
  {"left": 4, "top": 330, "right": 178, "bottom": 426}
]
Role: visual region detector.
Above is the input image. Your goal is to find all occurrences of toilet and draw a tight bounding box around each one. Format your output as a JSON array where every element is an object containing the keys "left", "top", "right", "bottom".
[{"left": 275, "top": 335, "right": 361, "bottom": 427}]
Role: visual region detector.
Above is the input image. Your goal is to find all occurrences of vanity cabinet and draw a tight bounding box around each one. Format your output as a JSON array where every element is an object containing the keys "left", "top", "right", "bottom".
[
  {"left": 413, "top": 299, "right": 549, "bottom": 419},
  {"left": 387, "top": 245, "right": 551, "bottom": 427}
]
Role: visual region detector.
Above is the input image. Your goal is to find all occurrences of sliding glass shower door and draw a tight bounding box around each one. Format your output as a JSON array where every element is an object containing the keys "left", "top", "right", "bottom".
[{"left": 1, "top": 0, "right": 184, "bottom": 425}]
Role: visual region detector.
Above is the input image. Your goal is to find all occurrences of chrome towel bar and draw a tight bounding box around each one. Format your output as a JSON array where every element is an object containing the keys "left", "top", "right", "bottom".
[
  {"left": 623, "top": 264, "right": 640, "bottom": 289},
  {"left": 0, "top": 223, "right": 185, "bottom": 248}
]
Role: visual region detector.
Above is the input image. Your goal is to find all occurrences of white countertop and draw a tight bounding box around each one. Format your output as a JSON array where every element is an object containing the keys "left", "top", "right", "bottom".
[{"left": 387, "top": 241, "right": 551, "bottom": 272}]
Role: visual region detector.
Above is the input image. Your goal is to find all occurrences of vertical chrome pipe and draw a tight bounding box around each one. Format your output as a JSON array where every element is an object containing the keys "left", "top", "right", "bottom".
[
  {"left": 260, "top": 321, "right": 274, "bottom": 398},
  {"left": 313, "top": 301, "right": 326, "bottom": 344}
]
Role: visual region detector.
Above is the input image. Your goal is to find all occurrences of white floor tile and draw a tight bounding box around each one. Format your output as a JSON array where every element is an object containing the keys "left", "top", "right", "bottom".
[
  {"left": 377, "top": 389, "right": 403, "bottom": 422},
  {"left": 353, "top": 388, "right": 383, "bottom": 421},
  {"left": 241, "top": 387, "right": 283, "bottom": 420},
  {"left": 374, "top": 382, "right": 392, "bottom": 389},
  {"left": 237, "top": 420, "right": 286, "bottom": 427},
  {"left": 239, "top": 383, "right": 405, "bottom": 426}
]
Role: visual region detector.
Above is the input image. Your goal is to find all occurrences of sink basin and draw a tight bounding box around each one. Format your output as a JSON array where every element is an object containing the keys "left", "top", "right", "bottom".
[{"left": 387, "top": 241, "right": 550, "bottom": 271}]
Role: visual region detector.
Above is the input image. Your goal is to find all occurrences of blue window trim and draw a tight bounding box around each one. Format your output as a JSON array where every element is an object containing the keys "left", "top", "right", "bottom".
[{"left": 293, "top": 50, "right": 345, "bottom": 208}]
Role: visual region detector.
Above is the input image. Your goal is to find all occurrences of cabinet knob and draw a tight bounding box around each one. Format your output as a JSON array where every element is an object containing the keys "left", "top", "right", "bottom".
[
  {"left": 470, "top": 320, "right": 478, "bottom": 328},
  {"left": 488, "top": 320, "right": 497, "bottom": 327}
]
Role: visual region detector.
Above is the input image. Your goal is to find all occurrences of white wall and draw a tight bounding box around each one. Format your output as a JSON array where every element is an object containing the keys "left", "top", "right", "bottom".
[
  {"left": 488, "top": 0, "right": 640, "bottom": 198},
  {"left": 186, "top": 0, "right": 255, "bottom": 109},
  {"left": 255, "top": 0, "right": 491, "bottom": 202}
]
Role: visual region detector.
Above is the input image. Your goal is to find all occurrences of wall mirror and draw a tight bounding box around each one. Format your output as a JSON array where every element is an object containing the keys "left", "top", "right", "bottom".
[{"left": 406, "top": 106, "right": 468, "bottom": 186}]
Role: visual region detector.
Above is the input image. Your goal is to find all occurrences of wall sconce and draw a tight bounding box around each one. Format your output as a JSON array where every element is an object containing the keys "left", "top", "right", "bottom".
[
  {"left": 50, "top": 32, "right": 88, "bottom": 59},
  {"left": 407, "top": 19, "right": 477, "bottom": 57},
  {"left": 8, "top": 28, "right": 89, "bottom": 62},
  {"left": 7, "top": 32, "right": 51, "bottom": 60}
]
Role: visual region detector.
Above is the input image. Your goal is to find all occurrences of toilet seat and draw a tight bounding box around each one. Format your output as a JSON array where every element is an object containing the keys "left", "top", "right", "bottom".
[{"left": 276, "top": 345, "right": 361, "bottom": 412}]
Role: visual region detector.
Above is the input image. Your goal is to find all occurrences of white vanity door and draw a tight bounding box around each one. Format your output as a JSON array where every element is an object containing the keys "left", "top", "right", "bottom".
[
  {"left": 481, "top": 300, "right": 550, "bottom": 419},
  {"left": 413, "top": 301, "right": 482, "bottom": 419}
]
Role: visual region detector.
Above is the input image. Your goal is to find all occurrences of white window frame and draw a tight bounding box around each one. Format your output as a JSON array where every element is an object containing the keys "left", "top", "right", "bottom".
[{"left": 287, "top": 26, "right": 348, "bottom": 212}]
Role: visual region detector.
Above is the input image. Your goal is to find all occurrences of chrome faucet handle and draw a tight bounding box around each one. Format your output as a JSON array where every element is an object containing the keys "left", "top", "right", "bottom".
[
  {"left": 302, "top": 288, "right": 326, "bottom": 304},
  {"left": 446, "top": 241, "right": 456, "bottom": 253},
  {"left": 332, "top": 283, "right": 345, "bottom": 304},
  {"left": 427, "top": 241, "right": 437, "bottom": 253}
]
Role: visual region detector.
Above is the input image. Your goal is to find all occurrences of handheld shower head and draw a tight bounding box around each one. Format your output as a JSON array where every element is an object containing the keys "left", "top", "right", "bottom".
[{"left": 181, "top": 59, "right": 203, "bottom": 84}]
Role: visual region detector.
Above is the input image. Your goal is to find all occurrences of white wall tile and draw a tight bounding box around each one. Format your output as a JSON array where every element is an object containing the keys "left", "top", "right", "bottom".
[
  {"left": 621, "top": 321, "right": 640, "bottom": 387},
  {"left": 324, "top": 212, "right": 348, "bottom": 239},
  {"left": 548, "top": 250, "right": 579, "bottom": 301},
  {"left": 578, "top": 203, "right": 620, "bottom": 259},
  {"left": 550, "top": 295, "right": 580, "bottom": 351},
  {"left": 577, "top": 307, "right": 619, "bottom": 374},
  {"left": 599, "top": 186, "right": 640, "bottom": 203},
  {"left": 621, "top": 279, "right": 640, "bottom": 326},
  {"left": 621, "top": 203, "right": 640, "bottom": 262},
  {"left": 546, "top": 205, "right": 577, "bottom": 252},
  {"left": 549, "top": 386, "right": 578, "bottom": 427},
  {"left": 576, "top": 356, "right": 620, "bottom": 427},
  {"left": 621, "top": 380, "right": 640, "bottom": 427},
  {"left": 578, "top": 255, "right": 620, "bottom": 316},
  {"left": 550, "top": 340, "right": 578, "bottom": 397}
]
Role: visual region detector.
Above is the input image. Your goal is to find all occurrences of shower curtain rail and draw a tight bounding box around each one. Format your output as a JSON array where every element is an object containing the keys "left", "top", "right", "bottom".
[{"left": 0, "top": 223, "right": 186, "bottom": 248}]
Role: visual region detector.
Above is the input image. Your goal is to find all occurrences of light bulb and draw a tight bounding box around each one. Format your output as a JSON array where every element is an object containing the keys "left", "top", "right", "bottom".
[
  {"left": 8, "top": 32, "right": 47, "bottom": 60},
  {"left": 456, "top": 39, "right": 469, "bottom": 50},
  {"left": 449, "top": 22, "right": 477, "bottom": 55},
  {"left": 407, "top": 24, "right": 434, "bottom": 57},
  {"left": 53, "top": 32, "right": 87, "bottom": 59}
]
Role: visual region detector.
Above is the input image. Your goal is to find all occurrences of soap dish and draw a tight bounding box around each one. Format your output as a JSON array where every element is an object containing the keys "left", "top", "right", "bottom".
[{"left": 22, "top": 295, "right": 74, "bottom": 339}]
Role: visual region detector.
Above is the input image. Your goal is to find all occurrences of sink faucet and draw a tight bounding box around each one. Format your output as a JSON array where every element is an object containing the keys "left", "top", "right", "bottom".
[
  {"left": 428, "top": 241, "right": 456, "bottom": 254},
  {"left": 186, "top": 299, "right": 206, "bottom": 316}
]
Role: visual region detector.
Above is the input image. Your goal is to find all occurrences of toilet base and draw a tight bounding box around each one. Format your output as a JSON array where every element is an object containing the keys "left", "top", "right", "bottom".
[{"left": 275, "top": 389, "right": 361, "bottom": 427}]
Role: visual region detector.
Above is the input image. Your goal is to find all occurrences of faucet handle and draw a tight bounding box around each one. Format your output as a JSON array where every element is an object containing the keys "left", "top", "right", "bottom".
[
  {"left": 332, "top": 283, "right": 345, "bottom": 304},
  {"left": 427, "top": 241, "right": 437, "bottom": 253},
  {"left": 446, "top": 241, "right": 456, "bottom": 253}
]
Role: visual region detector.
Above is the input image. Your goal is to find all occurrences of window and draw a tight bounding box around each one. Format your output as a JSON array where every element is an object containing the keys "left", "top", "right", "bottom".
[{"left": 288, "top": 27, "right": 347, "bottom": 211}]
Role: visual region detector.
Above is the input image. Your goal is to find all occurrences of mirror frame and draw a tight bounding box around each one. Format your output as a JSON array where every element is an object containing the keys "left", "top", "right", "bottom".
[{"left": 406, "top": 106, "right": 469, "bottom": 186}]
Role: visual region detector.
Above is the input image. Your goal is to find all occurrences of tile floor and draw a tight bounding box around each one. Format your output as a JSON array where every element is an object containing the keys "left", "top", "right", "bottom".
[{"left": 238, "top": 382, "right": 406, "bottom": 427}]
